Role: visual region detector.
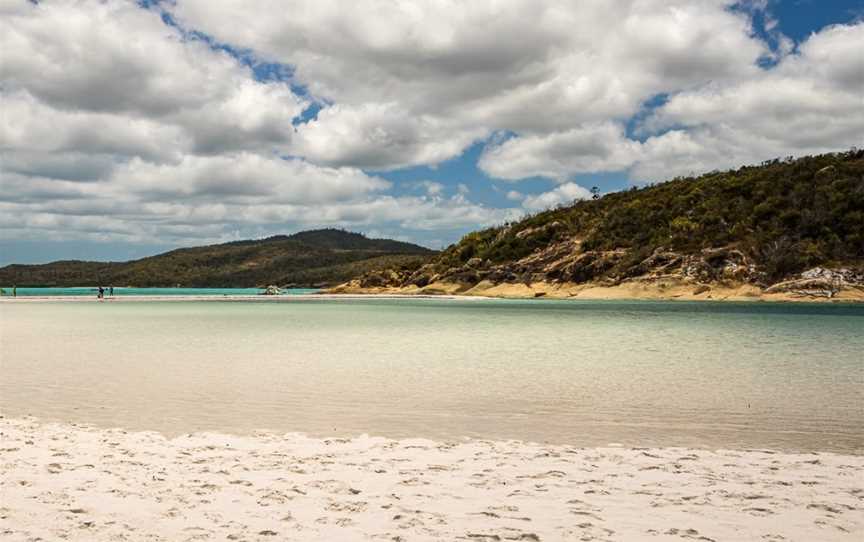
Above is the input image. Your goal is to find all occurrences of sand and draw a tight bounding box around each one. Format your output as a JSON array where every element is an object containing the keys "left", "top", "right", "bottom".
[
  {"left": 5, "top": 279, "right": 863, "bottom": 303},
  {"left": 330, "top": 279, "right": 864, "bottom": 303},
  {"left": 1, "top": 417, "right": 862, "bottom": 541}
]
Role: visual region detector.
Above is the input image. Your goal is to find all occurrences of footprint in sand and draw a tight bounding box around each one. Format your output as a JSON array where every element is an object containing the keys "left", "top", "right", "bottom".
[
  {"left": 665, "top": 527, "right": 716, "bottom": 541},
  {"left": 326, "top": 500, "right": 368, "bottom": 513},
  {"left": 807, "top": 503, "right": 847, "bottom": 514},
  {"left": 743, "top": 507, "right": 775, "bottom": 516},
  {"left": 570, "top": 510, "right": 603, "bottom": 521}
]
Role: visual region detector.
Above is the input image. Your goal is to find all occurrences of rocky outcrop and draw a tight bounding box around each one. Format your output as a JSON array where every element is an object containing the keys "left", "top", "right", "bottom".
[
  {"left": 764, "top": 267, "right": 864, "bottom": 298},
  {"left": 514, "top": 221, "right": 564, "bottom": 240},
  {"left": 340, "top": 240, "right": 864, "bottom": 301},
  {"left": 681, "top": 247, "right": 759, "bottom": 283},
  {"left": 332, "top": 151, "right": 864, "bottom": 300},
  {"left": 800, "top": 267, "right": 864, "bottom": 283},
  {"left": 390, "top": 243, "right": 768, "bottom": 289}
]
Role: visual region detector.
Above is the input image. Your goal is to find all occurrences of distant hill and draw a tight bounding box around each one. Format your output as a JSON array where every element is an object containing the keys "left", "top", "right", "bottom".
[
  {"left": 0, "top": 229, "right": 435, "bottom": 288},
  {"left": 340, "top": 151, "right": 864, "bottom": 299}
]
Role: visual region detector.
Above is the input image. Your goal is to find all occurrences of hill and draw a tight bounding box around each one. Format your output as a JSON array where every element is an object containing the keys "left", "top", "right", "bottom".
[
  {"left": 0, "top": 229, "right": 435, "bottom": 288},
  {"left": 335, "top": 151, "right": 864, "bottom": 301}
]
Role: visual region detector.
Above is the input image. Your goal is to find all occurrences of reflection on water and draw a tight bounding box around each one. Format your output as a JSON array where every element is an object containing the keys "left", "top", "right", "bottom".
[{"left": 1, "top": 299, "right": 862, "bottom": 453}]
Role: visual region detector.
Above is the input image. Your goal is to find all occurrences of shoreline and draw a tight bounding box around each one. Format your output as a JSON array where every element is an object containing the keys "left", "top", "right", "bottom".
[
  {"left": 328, "top": 279, "right": 864, "bottom": 303},
  {"left": 3, "top": 415, "right": 862, "bottom": 541},
  {"left": 0, "top": 293, "right": 490, "bottom": 303},
  {"left": 2, "top": 285, "right": 864, "bottom": 304}
]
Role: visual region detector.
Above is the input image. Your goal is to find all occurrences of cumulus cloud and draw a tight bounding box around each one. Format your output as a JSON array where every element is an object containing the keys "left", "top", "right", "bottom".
[
  {"left": 478, "top": 21, "right": 864, "bottom": 183},
  {"left": 521, "top": 183, "right": 592, "bottom": 211},
  {"left": 0, "top": 188, "right": 519, "bottom": 248},
  {"left": 0, "top": 91, "right": 187, "bottom": 166},
  {"left": 479, "top": 123, "right": 642, "bottom": 181},
  {"left": 292, "top": 103, "right": 484, "bottom": 170},
  {"left": 117, "top": 154, "right": 390, "bottom": 203},
  {"left": 629, "top": 22, "right": 864, "bottom": 180},
  {"left": 506, "top": 190, "right": 525, "bottom": 202},
  {"left": 1, "top": 0, "right": 516, "bottom": 247},
  {"left": 412, "top": 181, "right": 445, "bottom": 198},
  {"left": 0, "top": 0, "right": 304, "bottom": 155},
  {"left": 172, "top": 0, "right": 768, "bottom": 169},
  {"left": 1, "top": 0, "right": 861, "bottom": 252}
]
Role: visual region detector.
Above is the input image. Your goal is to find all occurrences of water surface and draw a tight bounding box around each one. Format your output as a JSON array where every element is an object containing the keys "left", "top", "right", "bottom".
[
  {"left": 1, "top": 298, "right": 861, "bottom": 452},
  {"left": 2, "top": 287, "right": 319, "bottom": 296}
]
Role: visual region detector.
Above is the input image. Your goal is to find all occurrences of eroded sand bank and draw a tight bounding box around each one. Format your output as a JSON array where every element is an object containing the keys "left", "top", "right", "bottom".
[
  {"left": 330, "top": 280, "right": 864, "bottom": 303},
  {"left": 1, "top": 417, "right": 861, "bottom": 541}
]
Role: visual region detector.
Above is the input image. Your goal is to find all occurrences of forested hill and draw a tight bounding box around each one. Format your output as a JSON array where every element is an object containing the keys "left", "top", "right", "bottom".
[
  {"left": 348, "top": 151, "right": 864, "bottom": 295},
  {"left": 0, "top": 229, "right": 435, "bottom": 288}
]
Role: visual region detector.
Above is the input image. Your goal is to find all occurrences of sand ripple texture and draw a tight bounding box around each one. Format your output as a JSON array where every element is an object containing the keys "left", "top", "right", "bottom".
[{"left": 1, "top": 417, "right": 862, "bottom": 542}]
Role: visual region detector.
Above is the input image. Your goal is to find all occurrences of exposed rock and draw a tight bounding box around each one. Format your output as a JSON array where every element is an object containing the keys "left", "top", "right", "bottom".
[
  {"left": 638, "top": 248, "right": 682, "bottom": 276},
  {"left": 545, "top": 250, "right": 623, "bottom": 283},
  {"left": 681, "top": 246, "right": 759, "bottom": 283},
  {"left": 261, "top": 285, "right": 282, "bottom": 295},
  {"left": 815, "top": 165, "right": 837, "bottom": 180},
  {"left": 358, "top": 268, "right": 413, "bottom": 288},
  {"left": 764, "top": 278, "right": 842, "bottom": 297},
  {"left": 450, "top": 269, "right": 481, "bottom": 284},
  {"left": 484, "top": 266, "right": 519, "bottom": 283},
  {"left": 515, "top": 221, "right": 563, "bottom": 240},
  {"left": 762, "top": 267, "right": 864, "bottom": 298},
  {"left": 343, "top": 238, "right": 861, "bottom": 300},
  {"left": 405, "top": 263, "right": 437, "bottom": 287},
  {"left": 800, "top": 267, "right": 863, "bottom": 283}
]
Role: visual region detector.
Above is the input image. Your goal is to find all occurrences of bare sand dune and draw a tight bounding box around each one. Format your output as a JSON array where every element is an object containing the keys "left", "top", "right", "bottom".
[{"left": 1, "top": 417, "right": 862, "bottom": 541}]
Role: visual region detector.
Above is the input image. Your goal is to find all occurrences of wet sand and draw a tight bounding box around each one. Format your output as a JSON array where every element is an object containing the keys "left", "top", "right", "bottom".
[{"left": 2, "top": 416, "right": 862, "bottom": 541}]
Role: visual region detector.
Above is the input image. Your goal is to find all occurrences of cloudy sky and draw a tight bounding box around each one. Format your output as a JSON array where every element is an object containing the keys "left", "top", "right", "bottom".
[{"left": 1, "top": 0, "right": 862, "bottom": 264}]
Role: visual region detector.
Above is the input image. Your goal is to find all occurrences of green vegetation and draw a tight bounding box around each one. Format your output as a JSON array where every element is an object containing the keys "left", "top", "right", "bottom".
[
  {"left": 5, "top": 152, "right": 862, "bottom": 291},
  {"left": 0, "top": 229, "right": 435, "bottom": 288},
  {"left": 425, "top": 151, "right": 863, "bottom": 283}
]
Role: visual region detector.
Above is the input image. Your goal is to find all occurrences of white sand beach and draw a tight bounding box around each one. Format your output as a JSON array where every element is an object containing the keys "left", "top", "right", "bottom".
[{"left": 1, "top": 416, "right": 862, "bottom": 542}]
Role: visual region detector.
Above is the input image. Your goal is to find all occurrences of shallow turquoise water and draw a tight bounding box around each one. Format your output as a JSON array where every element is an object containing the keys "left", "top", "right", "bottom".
[
  {"left": 1, "top": 298, "right": 862, "bottom": 452},
  {"left": 0, "top": 287, "right": 319, "bottom": 296}
]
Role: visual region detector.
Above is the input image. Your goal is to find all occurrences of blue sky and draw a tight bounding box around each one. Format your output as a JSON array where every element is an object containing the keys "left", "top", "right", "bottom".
[
  {"left": 768, "top": 0, "right": 863, "bottom": 41},
  {"left": 1, "top": 0, "right": 862, "bottom": 265}
]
